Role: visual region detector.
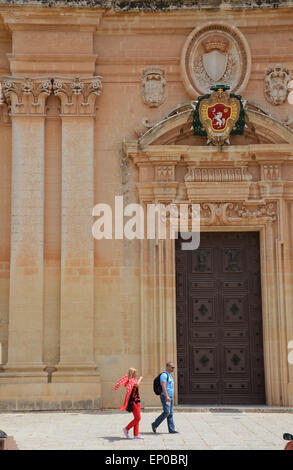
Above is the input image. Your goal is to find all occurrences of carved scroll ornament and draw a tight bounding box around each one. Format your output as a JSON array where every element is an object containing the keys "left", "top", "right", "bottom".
[
  {"left": 0, "top": 76, "right": 103, "bottom": 116},
  {"left": 2, "top": 77, "right": 52, "bottom": 114},
  {"left": 200, "top": 201, "right": 277, "bottom": 225},
  {"left": 53, "top": 77, "right": 102, "bottom": 114}
]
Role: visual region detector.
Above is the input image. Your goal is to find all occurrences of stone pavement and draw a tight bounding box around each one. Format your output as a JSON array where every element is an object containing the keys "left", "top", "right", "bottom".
[{"left": 0, "top": 407, "right": 292, "bottom": 450}]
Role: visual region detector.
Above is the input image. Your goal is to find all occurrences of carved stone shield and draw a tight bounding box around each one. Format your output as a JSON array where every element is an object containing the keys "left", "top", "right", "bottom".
[
  {"left": 202, "top": 50, "right": 228, "bottom": 82},
  {"left": 141, "top": 68, "right": 166, "bottom": 108}
]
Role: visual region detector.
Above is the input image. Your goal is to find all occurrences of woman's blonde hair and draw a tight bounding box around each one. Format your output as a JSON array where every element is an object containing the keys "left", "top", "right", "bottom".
[{"left": 127, "top": 368, "right": 137, "bottom": 379}]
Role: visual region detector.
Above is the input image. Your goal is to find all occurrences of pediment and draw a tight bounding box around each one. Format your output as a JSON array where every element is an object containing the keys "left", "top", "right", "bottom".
[{"left": 135, "top": 102, "right": 293, "bottom": 148}]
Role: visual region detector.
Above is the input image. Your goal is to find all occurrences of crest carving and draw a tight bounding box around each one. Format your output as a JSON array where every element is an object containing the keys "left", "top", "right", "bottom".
[
  {"left": 192, "top": 84, "right": 246, "bottom": 145},
  {"left": 264, "top": 64, "right": 290, "bottom": 106},
  {"left": 141, "top": 68, "right": 166, "bottom": 108},
  {"left": 181, "top": 22, "right": 251, "bottom": 98}
]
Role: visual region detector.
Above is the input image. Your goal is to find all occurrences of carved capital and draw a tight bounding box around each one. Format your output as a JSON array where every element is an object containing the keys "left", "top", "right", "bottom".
[
  {"left": 2, "top": 76, "right": 52, "bottom": 116},
  {"left": 52, "top": 76, "right": 102, "bottom": 115}
]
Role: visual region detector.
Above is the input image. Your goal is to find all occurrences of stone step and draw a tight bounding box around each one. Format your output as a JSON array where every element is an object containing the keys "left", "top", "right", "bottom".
[{"left": 141, "top": 405, "right": 293, "bottom": 414}]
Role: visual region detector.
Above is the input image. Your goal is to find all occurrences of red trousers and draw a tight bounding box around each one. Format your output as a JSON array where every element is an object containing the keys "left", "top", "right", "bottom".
[{"left": 125, "top": 402, "right": 141, "bottom": 436}]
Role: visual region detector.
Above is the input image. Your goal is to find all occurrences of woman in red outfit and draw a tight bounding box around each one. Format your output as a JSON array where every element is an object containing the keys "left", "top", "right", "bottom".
[{"left": 113, "top": 368, "right": 144, "bottom": 439}]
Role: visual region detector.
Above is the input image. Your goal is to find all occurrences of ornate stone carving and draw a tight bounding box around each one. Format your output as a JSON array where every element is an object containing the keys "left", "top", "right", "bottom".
[
  {"left": 184, "top": 167, "right": 252, "bottom": 183},
  {"left": 0, "top": 87, "right": 10, "bottom": 123},
  {"left": 141, "top": 68, "right": 166, "bottom": 108},
  {"left": 264, "top": 64, "right": 290, "bottom": 106},
  {"left": 2, "top": 77, "right": 52, "bottom": 115},
  {"left": 52, "top": 76, "right": 102, "bottom": 115},
  {"left": 180, "top": 22, "right": 251, "bottom": 98},
  {"left": 230, "top": 202, "right": 277, "bottom": 222},
  {"left": 199, "top": 201, "right": 277, "bottom": 225},
  {"left": 155, "top": 165, "right": 174, "bottom": 182},
  {"left": 262, "top": 165, "right": 281, "bottom": 181}
]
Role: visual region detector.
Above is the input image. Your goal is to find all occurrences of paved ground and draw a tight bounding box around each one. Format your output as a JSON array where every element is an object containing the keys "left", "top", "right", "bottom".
[{"left": 0, "top": 407, "right": 293, "bottom": 450}]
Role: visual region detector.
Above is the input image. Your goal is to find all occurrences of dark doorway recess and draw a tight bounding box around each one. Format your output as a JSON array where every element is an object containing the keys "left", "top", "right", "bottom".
[{"left": 176, "top": 232, "right": 266, "bottom": 405}]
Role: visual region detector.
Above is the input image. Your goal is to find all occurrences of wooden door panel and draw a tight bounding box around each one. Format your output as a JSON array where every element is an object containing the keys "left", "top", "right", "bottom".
[{"left": 176, "top": 232, "right": 266, "bottom": 405}]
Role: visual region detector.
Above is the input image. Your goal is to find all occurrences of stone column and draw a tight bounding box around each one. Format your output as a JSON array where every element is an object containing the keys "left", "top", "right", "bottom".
[
  {"left": 52, "top": 77, "right": 102, "bottom": 383},
  {"left": 2, "top": 77, "right": 52, "bottom": 376}
]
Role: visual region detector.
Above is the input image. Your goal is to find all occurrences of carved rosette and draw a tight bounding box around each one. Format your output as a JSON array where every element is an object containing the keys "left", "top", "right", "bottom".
[
  {"left": 2, "top": 77, "right": 52, "bottom": 115},
  {"left": 52, "top": 76, "right": 102, "bottom": 115}
]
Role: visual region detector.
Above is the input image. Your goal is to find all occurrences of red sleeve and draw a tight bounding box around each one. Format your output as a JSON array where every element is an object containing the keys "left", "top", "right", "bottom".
[
  {"left": 113, "top": 375, "right": 128, "bottom": 391},
  {"left": 119, "top": 378, "right": 136, "bottom": 411}
]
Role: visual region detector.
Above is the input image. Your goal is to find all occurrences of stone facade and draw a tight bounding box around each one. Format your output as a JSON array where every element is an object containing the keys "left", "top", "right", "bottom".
[{"left": 0, "top": 1, "right": 292, "bottom": 409}]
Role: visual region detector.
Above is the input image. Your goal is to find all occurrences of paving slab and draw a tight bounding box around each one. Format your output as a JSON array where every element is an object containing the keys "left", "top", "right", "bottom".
[{"left": 0, "top": 408, "right": 292, "bottom": 450}]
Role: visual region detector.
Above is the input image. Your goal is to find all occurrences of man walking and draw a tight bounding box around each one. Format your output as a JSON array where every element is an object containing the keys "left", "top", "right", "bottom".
[{"left": 151, "top": 361, "right": 179, "bottom": 434}]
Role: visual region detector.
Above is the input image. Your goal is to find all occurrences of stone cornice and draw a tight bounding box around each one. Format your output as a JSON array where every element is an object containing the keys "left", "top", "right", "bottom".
[
  {"left": 124, "top": 142, "right": 293, "bottom": 163},
  {"left": 0, "top": 3, "right": 292, "bottom": 37},
  {"left": 0, "top": 0, "right": 292, "bottom": 12}
]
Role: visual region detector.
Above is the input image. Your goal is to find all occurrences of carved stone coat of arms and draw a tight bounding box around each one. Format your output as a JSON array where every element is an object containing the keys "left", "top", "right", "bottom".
[
  {"left": 192, "top": 84, "right": 245, "bottom": 145},
  {"left": 141, "top": 68, "right": 166, "bottom": 108}
]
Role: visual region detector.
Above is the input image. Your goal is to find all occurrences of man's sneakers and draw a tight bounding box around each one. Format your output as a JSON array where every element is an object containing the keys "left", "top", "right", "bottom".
[
  {"left": 169, "top": 430, "right": 179, "bottom": 434},
  {"left": 151, "top": 422, "right": 157, "bottom": 433},
  {"left": 133, "top": 435, "right": 144, "bottom": 439},
  {"left": 123, "top": 427, "right": 131, "bottom": 439}
]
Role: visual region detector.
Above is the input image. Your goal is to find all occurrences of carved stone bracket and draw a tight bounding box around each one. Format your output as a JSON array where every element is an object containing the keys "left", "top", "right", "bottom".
[
  {"left": 53, "top": 76, "right": 102, "bottom": 115},
  {"left": 2, "top": 76, "right": 52, "bottom": 115}
]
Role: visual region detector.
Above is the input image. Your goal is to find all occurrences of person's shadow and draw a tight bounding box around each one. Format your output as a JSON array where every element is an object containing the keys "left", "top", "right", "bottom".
[{"left": 101, "top": 436, "right": 129, "bottom": 442}]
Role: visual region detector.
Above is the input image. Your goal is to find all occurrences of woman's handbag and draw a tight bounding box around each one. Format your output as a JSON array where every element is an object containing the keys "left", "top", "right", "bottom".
[{"left": 126, "top": 388, "right": 135, "bottom": 412}]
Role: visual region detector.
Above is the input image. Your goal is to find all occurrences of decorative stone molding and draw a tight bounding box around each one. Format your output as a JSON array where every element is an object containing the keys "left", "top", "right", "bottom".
[
  {"left": 184, "top": 166, "right": 252, "bottom": 183},
  {"left": 264, "top": 64, "right": 290, "bottom": 106},
  {"left": 261, "top": 164, "right": 281, "bottom": 181},
  {"left": 180, "top": 22, "right": 251, "bottom": 98},
  {"left": 2, "top": 76, "right": 52, "bottom": 115},
  {"left": 155, "top": 165, "right": 175, "bottom": 182},
  {"left": 200, "top": 201, "right": 277, "bottom": 225},
  {"left": 52, "top": 76, "right": 102, "bottom": 115},
  {"left": 141, "top": 68, "right": 166, "bottom": 108}
]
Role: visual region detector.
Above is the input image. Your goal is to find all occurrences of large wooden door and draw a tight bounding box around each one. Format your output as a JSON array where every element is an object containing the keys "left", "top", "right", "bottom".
[{"left": 176, "top": 232, "right": 266, "bottom": 405}]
